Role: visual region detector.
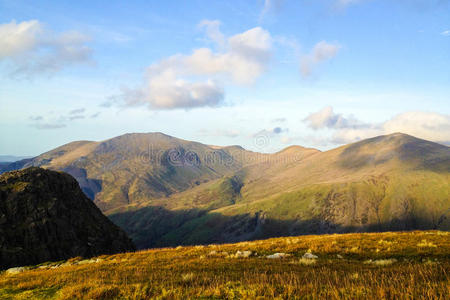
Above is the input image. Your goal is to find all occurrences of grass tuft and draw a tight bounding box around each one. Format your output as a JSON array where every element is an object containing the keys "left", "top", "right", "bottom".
[{"left": 0, "top": 230, "right": 448, "bottom": 299}]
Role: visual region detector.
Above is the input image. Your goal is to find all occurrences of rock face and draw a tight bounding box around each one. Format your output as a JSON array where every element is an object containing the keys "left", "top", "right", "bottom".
[{"left": 0, "top": 167, "right": 135, "bottom": 269}]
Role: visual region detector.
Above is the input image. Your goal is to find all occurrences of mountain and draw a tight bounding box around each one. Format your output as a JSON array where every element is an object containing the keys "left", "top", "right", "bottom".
[
  {"left": 11, "top": 133, "right": 257, "bottom": 212},
  {"left": 0, "top": 167, "right": 135, "bottom": 269},
  {"left": 3, "top": 132, "right": 449, "bottom": 249},
  {"left": 109, "top": 133, "right": 450, "bottom": 248},
  {"left": 0, "top": 155, "right": 32, "bottom": 163},
  {"left": 0, "top": 158, "right": 33, "bottom": 174},
  {"left": 0, "top": 156, "right": 34, "bottom": 175}
]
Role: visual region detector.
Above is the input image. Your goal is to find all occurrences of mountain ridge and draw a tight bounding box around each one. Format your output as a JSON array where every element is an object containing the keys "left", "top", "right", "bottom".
[{"left": 1, "top": 132, "right": 449, "bottom": 248}]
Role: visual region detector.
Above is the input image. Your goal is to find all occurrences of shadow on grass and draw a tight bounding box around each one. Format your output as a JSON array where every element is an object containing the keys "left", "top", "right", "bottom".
[{"left": 109, "top": 205, "right": 446, "bottom": 250}]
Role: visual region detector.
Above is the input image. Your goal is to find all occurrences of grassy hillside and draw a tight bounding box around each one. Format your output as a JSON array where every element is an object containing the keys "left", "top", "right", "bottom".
[
  {"left": 6, "top": 132, "right": 450, "bottom": 248},
  {"left": 109, "top": 133, "right": 450, "bottom": 248},
  {"left": 0, "top": 231, "right": 448, "bottom": 299},
  {"left": 20, "top": 133, "right": 258, "bottom": 211}
]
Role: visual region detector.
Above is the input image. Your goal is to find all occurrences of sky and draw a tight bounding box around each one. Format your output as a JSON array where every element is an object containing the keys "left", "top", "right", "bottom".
[{"left": 0, "top": 0, "right": 449, "bottom": 156}]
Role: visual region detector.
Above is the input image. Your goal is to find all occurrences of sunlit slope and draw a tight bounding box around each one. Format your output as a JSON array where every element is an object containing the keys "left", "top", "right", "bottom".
[
  {"left": 11, "top": 132, "right": 449, "bottom": 248},
  {"left": 1, "top": 231, "right": 448, "bottom": 299},
  {"left": 239, "top": 132, "right": 449, "bottom": 198},
  {"left": 110, "top": 133, "right": 449, "bottom": 248},
  {"left": 22, "top": 133, "right": 259, "bottom": 211},
  {"left": 223, "top": 133, "right": 450, "bottom": 228}
]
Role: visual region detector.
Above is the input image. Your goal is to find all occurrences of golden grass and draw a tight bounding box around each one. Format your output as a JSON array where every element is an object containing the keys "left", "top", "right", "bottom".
[{"left": 1, "top": 231, "right": 449, "bottom": 299}]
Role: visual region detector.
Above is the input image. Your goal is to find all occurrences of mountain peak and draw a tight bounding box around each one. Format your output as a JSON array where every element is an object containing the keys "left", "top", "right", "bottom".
[
  {"left": 337, "top": 132, "right": 450, "bottom": 171},
  {"left": 276, "top": 145, "right": 321, "bottom": 155}
]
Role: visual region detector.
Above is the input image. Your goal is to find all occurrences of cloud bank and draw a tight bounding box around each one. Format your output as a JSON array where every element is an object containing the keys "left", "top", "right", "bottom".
[
  {"left": 304, "top": 106, "right": 450, "bottom": 145},
  {"left": 0, "top": 20, "right": 92, "bottom": 77},
  {"left": 303, "top": 106, "right": 365, "bottom": 130},
  {"left": 300, "top": 41, "right": 340, "bottom": 77},
  {"left": 118, "top": 22, "right": 272, "bottom": 110}
]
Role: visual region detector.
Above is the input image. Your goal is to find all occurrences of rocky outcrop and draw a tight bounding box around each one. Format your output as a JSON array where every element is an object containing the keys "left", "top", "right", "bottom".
[{"left": 0, "top": 167, "right": 135, "bottom": 269}]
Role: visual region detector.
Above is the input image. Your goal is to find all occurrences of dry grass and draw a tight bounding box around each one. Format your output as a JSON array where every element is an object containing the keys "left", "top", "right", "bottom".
[{"left": 0, "top": 230, "right": 449, "bottom": 299}]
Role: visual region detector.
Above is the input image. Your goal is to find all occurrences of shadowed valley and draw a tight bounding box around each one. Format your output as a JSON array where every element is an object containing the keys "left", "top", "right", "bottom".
[{"left": 1, "top": 132, "right": 449, "bottom": 249}]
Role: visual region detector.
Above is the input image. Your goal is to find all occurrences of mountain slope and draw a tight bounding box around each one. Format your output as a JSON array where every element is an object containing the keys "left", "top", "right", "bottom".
[
  {"left": 3, "top": 132, "right": 449, "bottom": 249},
  {"left": 16, "top": 133, "right": 258, "bottom": 211},
  {"left": 110, "top": 133, "right": 450, "bottom": 248},
  {"left": 0, "top": 167, "right": 135, "bottom": 269}
]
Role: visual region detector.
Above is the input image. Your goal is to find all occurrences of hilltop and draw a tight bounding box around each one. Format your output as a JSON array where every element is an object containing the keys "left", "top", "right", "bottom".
[
  {"left": 110, "top": 133, "right": 450, "bottom": 248},
  {"left": 2, "top": 132, "right": 449, "bottom": 248},
  {"left": 6, "top": 133, "right": 254, "bottom": 211}
]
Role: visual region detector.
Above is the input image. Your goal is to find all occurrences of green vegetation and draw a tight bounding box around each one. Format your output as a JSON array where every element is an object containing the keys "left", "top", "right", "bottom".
[
  {"left": 11, "top": 132, "right": 450, "bottom": 248},
  {"left": 1, "top": 231, "right": 448, "bottom": 299},
  {"left": 110, "top": 169, "right": 449, "bottom": 249}
]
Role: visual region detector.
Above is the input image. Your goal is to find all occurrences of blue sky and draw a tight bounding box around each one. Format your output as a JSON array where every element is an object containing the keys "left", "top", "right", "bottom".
[{"left": 1, "top": 0, "right": 449, "bottom": 156}]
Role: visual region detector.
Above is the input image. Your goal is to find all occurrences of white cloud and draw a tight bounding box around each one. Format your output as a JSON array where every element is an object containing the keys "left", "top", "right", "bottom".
[
  {"left": 383, "top": 111, "right": 450, "bottom": 144},
  {"left": 123, "top": 71, "right": 225, "bottom": 109},
  {"left": 331, "top": 127, "right": 383, "bottom": 144},
  {"left": 441, "top": 30, "right": 450, "bottom": 36},
  {"left": 304, "top": 106, "right": 337, "bottom": 129},
  {"left": 259, "top": 0, "right": 284, "bottom": 22},
  {"left": 119, "top": 22, "right": 272, "bottom": 110},
  {"left": 0, "top": 20, "right": 42, "bottom": 57},
  {"left": 303, "top": 106, "right": 364, "bottom": 130},
  {"left": 304, "top": 107, "right": 450, "bottom": 145},
  {"left": 180, "top": 26, "right": 271, "bottom": 84},
  {"left": 147, "top": 25, "right": 271, "bottom": 85},
  {"left": 198, "top": 20, "right": 225, "bottom": 47},
  {"left": 0, "top": 19, "right": 92, "bottom": 77},
  {"left": 300, "top": 41, "right": 340, "bottom": 77}
]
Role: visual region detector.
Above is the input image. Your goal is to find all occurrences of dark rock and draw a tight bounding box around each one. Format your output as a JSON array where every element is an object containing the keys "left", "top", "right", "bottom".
[{"left": 0, "top": 167, "right": 135, "bottom": 269}]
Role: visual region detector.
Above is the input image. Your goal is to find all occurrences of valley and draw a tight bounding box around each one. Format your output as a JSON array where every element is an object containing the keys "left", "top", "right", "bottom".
[{"left": 1, "top": 132, "right": 449, "bottom": 249}]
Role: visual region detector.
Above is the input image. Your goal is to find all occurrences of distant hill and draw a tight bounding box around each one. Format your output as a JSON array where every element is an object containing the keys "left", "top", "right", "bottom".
[
  {"left": 0, "top": 155, "right": 32, "bottom": 163},
  {"left": 0, "top": 167, "right": 135, "bottom": 269},
  {"left": 0, "top": 158, "right": 34, "bottom": 174},
  {"left": 3, "top": 132, "right": 449, "bottom": 249}
]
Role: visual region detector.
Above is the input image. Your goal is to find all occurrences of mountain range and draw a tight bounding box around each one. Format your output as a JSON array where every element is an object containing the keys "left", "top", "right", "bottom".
[
  {"left": 1, "top": 132, "right": 449, "bottom": 249},
  {"left": 0, "top": 155, "right": 32, "bottom": 163}
]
